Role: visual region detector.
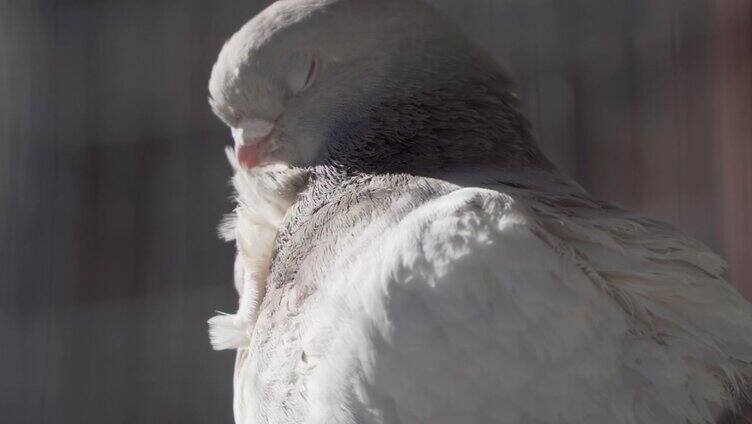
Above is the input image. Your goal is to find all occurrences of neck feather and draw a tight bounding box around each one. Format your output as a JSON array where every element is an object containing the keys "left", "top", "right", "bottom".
[{"left": 317, "top": 65, "right": 553, "bottom": 178}]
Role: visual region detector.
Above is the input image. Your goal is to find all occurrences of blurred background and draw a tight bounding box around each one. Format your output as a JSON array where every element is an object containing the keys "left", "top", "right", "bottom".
[{"left": 1, "top": 0, "right": 750, "bottom": 422}]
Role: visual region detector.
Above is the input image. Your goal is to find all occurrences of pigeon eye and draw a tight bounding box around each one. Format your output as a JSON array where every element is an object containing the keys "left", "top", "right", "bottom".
[
  {"left": 301, "top": 56, "right": 318, "bottom": 91},
  {"left": 288, "top": 53, "right": 319, "bottom": 94}
]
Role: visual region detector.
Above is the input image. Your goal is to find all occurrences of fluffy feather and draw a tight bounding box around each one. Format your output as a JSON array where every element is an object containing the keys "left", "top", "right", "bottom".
[
  {"left": 209, "top": 148, "right": 308, "bottom": 351},
  {"left": 221, "top": 170, "right": 752, "bottom": 424}
]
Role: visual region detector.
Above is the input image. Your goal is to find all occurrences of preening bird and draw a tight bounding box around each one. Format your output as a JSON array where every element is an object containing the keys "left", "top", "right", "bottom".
[{"left": 207, "top": 0, "right": 752, "bottom": 423}]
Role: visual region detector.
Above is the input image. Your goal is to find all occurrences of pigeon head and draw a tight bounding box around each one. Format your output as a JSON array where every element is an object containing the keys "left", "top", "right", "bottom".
[{"left": 209, "top": 0, "right": 547, "bottom": 172}]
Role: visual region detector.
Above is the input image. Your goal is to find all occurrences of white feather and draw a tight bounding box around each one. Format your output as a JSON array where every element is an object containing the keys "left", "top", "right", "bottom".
[{"left": 208, "top": 148, "right": 308, "bottom": 351}]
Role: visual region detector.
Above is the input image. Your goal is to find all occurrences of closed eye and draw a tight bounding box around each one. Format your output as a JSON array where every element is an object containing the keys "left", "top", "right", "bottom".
[
  {"left": 301, "top": 55, "right": 318, "bottom": 91},
  {"left": 289, "top": 53, "right": 319, "bottom": 94}
]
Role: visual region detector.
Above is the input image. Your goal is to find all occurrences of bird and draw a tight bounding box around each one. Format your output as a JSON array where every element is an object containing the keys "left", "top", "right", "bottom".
[{"left": 206, "top": 0, "right": 752, "bottom": 423}]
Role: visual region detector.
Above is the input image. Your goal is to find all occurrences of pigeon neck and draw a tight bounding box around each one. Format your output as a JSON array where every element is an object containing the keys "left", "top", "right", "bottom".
[{"left": 320, "top": 72, "right": 554, "bottom": 178}]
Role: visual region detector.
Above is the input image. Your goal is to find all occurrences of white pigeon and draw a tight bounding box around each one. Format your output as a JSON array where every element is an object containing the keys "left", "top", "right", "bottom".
[{"left": 206, "top": 0, "right": 752, "bottom": 423}]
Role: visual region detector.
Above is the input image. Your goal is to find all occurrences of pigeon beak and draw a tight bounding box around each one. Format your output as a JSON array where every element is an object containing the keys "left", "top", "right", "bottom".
[
  {"left": 231, "top": 119, "right": 275, "bottom": 169},
  {"left": 236, "top": 138, "right": 268, "bottom": 169}
]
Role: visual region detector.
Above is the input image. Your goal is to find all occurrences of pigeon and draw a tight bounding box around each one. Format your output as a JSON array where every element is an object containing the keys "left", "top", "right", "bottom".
[{"left": 206, "top": 0, "right": 752, "bottom": 423}]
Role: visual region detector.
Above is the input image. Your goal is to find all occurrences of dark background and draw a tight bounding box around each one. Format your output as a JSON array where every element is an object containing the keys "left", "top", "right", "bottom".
[{"left": 1, "top": 0, "right": 750, "bottom": 422}]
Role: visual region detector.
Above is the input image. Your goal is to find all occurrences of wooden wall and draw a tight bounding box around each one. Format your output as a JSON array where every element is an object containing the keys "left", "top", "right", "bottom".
[
  {"left": 1, "top": 0, "right": 750, "bottom": 422},
  {"left": 714, "top": 0, "right": 752, "bottom": 300}
]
